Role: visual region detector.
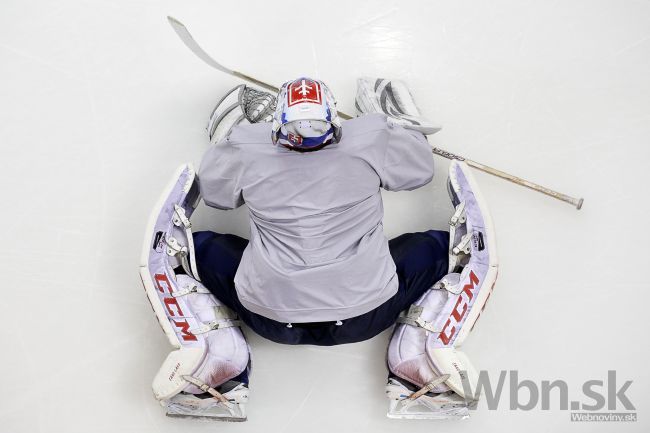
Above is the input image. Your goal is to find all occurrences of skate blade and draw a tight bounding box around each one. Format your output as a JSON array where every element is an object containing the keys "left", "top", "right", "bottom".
[
  {"left": 386, "top": 378, "right": 472, "bottom": 420},
  {"left": 387, "top": 397, "right": 470, "bottom": 420},
  {"left": 166, "top": 412, "right": 247, "bottom": 422},
  {"left": 164, "top": 389, "right": 248, "bottom": 422},
  {"left": 165, "top": 402, "right": 247, "bottom": 422}
]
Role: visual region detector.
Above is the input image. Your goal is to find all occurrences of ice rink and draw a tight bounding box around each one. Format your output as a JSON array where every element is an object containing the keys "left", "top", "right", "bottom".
[{"left": 1, "top": 0, "right": 648, "bottom": 432}]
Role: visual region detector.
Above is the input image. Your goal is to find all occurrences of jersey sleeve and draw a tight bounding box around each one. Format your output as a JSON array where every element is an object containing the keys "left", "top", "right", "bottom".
[
  {"left": 379, "top": 118, "right": 434, "bottom": 191},
  {"left": 198, "top": 139, "right": 245, "bottom": 210}
]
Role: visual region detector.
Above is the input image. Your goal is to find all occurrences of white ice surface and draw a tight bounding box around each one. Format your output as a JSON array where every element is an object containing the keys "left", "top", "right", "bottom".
[{"left": 1, "top": 0, "right": 649, "bottom": 432}]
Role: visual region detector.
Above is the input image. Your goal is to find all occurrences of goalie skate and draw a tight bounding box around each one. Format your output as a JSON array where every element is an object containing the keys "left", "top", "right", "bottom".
[
  {"left": 386, "top": 377, "right": 474, "bottom": 420},
  {"left": 386, "top": 160, "right": 498, "bottom": 419},
  {"left": 139, "top": 164, "right": 251, "bottom": 421}
]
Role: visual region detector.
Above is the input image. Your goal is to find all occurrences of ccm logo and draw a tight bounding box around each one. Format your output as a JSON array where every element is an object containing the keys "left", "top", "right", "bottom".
[
  {"left": 154, "top": 273, "right": 197, "bottom": 342},
  {"left": 438, "top": 270, "right": 480, "bottom": 345}
]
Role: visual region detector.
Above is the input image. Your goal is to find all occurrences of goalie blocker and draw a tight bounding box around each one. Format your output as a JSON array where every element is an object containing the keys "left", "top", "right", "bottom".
[
  {"left": 355, "top": 77, "right": 441, "bottom": 135},
  {"left": 139, "top": 164, "right": 251, "bottom": 421},
  {"left": 386, "top": 160, "right": 498, "bottom": 419}
]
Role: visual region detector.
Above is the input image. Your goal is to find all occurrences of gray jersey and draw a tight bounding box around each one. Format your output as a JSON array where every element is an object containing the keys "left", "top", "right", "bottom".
[{"left": 198, "top": 113, "right": 434, "bottom": 323}]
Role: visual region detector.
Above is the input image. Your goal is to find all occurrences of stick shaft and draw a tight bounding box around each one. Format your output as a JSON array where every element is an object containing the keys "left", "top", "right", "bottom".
[{"left": 431, "top": 147, "right": 583, "bottom": 209}]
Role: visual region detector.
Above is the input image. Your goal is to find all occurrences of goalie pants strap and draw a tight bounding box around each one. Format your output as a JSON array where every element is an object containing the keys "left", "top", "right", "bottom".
[{"left": 193, "top": 229, "right": 449, "bottom": 346}]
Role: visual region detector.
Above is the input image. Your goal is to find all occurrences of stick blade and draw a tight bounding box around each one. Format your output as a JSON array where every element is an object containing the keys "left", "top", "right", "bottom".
[{"left": 167, "top": 16, "right": 234, "bottom": 75}]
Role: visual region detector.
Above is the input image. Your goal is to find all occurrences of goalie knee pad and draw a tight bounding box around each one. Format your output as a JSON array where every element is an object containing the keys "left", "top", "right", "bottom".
[
  {"left": 386, "top": 160, "right": 498, "bottom": 419},
  {"left": 140, "top": 164, "right": 251, "bottom": 421}
]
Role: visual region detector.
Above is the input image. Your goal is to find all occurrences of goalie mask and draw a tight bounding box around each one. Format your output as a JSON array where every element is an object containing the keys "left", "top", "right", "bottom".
[{"left": 271, "top": 77, "right": 342, "bottom": 151}]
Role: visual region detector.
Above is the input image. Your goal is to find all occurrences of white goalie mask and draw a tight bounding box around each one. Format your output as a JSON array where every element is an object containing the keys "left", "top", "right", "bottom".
[{"left": 271, "top": 77, "right": 342, "bottom": 151}]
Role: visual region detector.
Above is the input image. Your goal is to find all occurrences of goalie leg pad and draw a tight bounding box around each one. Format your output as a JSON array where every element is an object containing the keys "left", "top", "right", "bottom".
[
  {"left": 139, "top": 164, "right": 201, "bottom": 346},
  {"left": 140, "top": 165, "right": 250, "bottom": 420},
  {"left": 386, "top": 160, "right": 497, "bottom": 417},
  {"left": 150, "top": 275, "right": 250, "bottom": 421}
]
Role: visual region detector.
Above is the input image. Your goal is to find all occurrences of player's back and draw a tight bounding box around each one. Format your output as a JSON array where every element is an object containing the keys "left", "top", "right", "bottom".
[{"left": 199, "top": 113, "right": 433, "bottom": 323}]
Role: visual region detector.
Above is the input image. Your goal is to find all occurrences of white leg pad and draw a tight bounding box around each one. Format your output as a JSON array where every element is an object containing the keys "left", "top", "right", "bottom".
[
  {"left": 140, "top": 165, "right": 250, "bottom": 420},
  {"left": 425, "top": 347, "right": 479, "bottom": 399},
  {"left": 387, "top": 288, "right": 451, "bottom": 394},
  {"left": 153, "top": 346, "right": 206, "bottom": 401},
  {"left": 149, "top": 275, "right": 250, "bottom": 401},
  {"left": 386, "top": 161, "right": 497, "bottom": 418}
]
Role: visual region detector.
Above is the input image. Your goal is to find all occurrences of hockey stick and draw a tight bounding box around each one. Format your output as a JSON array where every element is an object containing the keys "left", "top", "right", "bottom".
[
  {"left": 167, "top": 16, "right": 584, "bottom": 210},
  {"left": 168, "top": 16, "right": 280, "bottom": 94}
]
